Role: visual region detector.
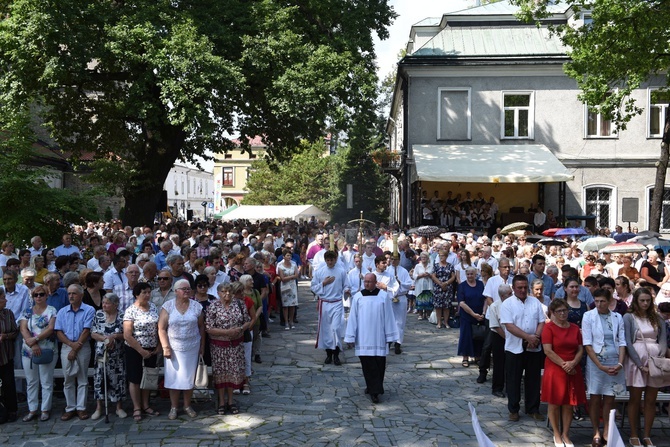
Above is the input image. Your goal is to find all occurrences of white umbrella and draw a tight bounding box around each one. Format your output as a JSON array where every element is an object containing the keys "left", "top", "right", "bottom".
[
  {"left": 501, "top": 222, "right": 529, "bottom": 234},
  {"left": 577, "top": 237, "right": 616, "bottom": 252},
  {"left": 601, "top": 242, "right": 647, "bottom": 254}
]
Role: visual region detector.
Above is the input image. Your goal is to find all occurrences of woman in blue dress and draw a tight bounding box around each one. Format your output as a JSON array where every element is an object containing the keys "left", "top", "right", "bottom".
[{"left": 457, "top": 267, "right": 486, "bottom": 367}]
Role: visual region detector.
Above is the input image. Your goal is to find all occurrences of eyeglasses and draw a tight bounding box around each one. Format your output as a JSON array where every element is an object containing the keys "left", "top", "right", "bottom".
[
  {"left": 553, "top": 309, "right": 569, "bottom": 314},
  {"left": 32, "top": 292, "right": 46, "bottom": 298},
  {"left": 176, "top": 287, "right": 192, "bottom": 292},
  {"left": 157, "top": 277, "right": 170, "bottom": 280},
  {"left": 196, "top": 284, "right": 208, "bottom": 288}
]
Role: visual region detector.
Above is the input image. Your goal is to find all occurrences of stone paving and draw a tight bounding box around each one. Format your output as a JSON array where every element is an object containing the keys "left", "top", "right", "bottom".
[{"left": 4, "top": 281, "right": 670, "bottom": 446}]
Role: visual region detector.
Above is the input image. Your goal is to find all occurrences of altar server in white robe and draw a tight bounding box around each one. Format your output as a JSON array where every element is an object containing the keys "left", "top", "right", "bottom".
[
  {"left": 345, "top": 254, "right": 364, "bottom": 312},
  {"left": 345, "top": 273, "right": 399, "bottom": 404},
  {"left": 387, "top": 253, "right": 412, "bottom": 354},
  {"left": 310, "top": 250, "right": 347, "bottom": 365}
]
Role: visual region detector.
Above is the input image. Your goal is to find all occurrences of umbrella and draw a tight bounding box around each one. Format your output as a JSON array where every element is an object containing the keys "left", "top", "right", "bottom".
[
  {"left": 538, "top": 238, "right": 569, "bottom": 247},
  {"left": 525, "top": 234, "right": 544, "bottom": 243},
  {"left": 542, "top": 228, "right": 562, "bottom": 237},
  {"left": 578, "top": 237, "right": 616, "bottom": 253},
  {"left": 636, "top": 230, "right": 662, "bottom": 238},
  {"left": 413, "top": 225, "right": 442, "bottom": 238},
  {"left": 613, "top": 232, "right": 636, "bottom": 242},
  {"left": 601, "top": 242, "right": 648, "bottom": 254},
  {"left": 555, "top": 228, "right": 587, "bottom": 236},
  {"left": 501, "top": 222, "right": 529, "bottom": 234},
  {"left": 631, "top": 235, "right": 670, "bottom": 247}
]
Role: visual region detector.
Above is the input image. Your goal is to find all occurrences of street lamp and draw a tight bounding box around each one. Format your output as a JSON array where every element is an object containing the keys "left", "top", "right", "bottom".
[{"left": 201, "top": 201, "right": 207, "bottom": 221}]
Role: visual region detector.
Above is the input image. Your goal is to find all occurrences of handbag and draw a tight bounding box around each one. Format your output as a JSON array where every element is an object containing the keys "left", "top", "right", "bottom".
[
  {"left": 194, "top": 355, "right": 209, "bottom": 388},
  {"left": 140, "top": 359, "right": 160, "bottom": 390},
  {"left": 447, "top": 313, "right": 460, "bottom": 329},
  {"left": 471, "top": 321, "right": 487, "bottom": 341},
  {"left": 31, "top": 348, "right": 54, "bottom": 366},
  {"left": 235, "top": 299, "right": 252, "bottom": 342}
]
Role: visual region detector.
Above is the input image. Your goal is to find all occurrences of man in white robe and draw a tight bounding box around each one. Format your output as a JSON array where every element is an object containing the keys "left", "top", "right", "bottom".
[
  {"left": 344, "top": 273, "right": 399, "bottom": 404},
  {"left": 345, "top": 254, "right": 364, "bottom": 312},
  {"left": 387, "top": 254, "right": 412, "bottom": 354},
  {"left": 360, "top": 243, "right": 376, "bottom": 273},
  {"left": 311, "top": 250, "right": 347, "bottom": 365}
]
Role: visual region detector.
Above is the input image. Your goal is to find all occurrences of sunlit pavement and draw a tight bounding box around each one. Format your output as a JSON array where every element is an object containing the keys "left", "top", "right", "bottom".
[{"left": 5, "top": 281, "right": 670, "bottom": 446}]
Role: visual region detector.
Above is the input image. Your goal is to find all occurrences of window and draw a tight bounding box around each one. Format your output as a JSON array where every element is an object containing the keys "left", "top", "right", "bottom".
[
  {"left": 437, "top": 88, "right": 471, "bottom": 140},
  {"left": 649, "top": 89, "right": 670, "bottom": 138},
  {"left": 585, "top": 96, "right": 617, "bottom": 137},
  {"left": 648, "top": 187, "right": 670, "bottom": 231},
  {"left": 181, "top": 180, "right": 184, "bottom": 195},
  {"left": 501, "top": 92, "right": 533, "bottom": 139},
  {"left": 585, "top": 186, "right": 614, "bottom": 229},
  {"left": 223, "top": 167, "right": 233, "bottom": 186}
]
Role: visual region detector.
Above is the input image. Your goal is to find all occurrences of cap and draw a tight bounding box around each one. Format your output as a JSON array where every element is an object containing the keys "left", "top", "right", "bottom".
[{"left": 116, "top": 248, "right": 130, "bottom": 256}]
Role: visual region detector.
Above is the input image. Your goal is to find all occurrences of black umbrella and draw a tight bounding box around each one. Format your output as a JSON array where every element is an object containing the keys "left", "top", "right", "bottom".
[
  {"left": 538, "top": 238, "right": 569, "bottom": 247},
  {"left": 524, "top": 234, "right": 544, "bottom": 243},
  {"left": 631, "top": 236, "right": 670, "bottom": 247},
  {"left": 414, "top": 225, "right": 442, "bottom": 238},
  {"left": 636, "top": 230, "right": 662, "bottom": 238}
]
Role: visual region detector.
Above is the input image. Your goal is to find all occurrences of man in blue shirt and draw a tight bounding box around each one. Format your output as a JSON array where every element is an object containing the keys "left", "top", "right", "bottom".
[
  {"left": 55, "top": 284, "right": 95, "bottom": 421},
  {"left": 527, "top": 255, "right": 555, "bottom": 301},
  {"left": 45, "top": 272, "right": 69, "bottom": 311}
]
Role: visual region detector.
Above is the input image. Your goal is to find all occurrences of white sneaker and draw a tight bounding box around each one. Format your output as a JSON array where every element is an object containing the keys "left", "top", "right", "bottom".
[
  {"left": 233, "top": 388, "right": 240, "bottom": 395},
  {"left": 268, "top": 318, "right": 275, "bottom": 323},
  {"left": 285, "top": 326, "right": 290, "bottom": 331},
  {"left": 91, "top": 409, "right": 102, "bottom": 420}
]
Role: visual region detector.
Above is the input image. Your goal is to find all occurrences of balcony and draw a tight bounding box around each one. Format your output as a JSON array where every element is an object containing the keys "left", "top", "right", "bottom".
[{"left": 371, "top": 148, "right": 402, "bottom": 175}]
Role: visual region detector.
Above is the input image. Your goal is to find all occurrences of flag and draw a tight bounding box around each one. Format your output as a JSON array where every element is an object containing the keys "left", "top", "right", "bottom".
[
  {"left": 607, "top": 409, "right": 626, "bottom": 447},
  {"left": 468, "top": 402, "right": 497, "bottom": 447}
]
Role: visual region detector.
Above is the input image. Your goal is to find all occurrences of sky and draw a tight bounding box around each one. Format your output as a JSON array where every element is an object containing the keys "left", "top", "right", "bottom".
[{"left": 374, "top": 0, "right": 475, "bottom": 79}]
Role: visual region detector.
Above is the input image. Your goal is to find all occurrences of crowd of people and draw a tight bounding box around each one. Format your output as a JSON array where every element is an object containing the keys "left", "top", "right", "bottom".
[{"left": 0, "top": 218, "right": 669, "bottom": 447}]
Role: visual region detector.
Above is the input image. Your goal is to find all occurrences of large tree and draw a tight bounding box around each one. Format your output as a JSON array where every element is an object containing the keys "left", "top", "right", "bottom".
[
  {"left": 511, "top": 0, "right": 670, "bottom": 231},
  {"left": 0, "top": 0, "right": 395, "bottom": 226}
]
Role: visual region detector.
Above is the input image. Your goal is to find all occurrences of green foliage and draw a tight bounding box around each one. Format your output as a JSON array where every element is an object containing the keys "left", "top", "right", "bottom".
[
  {"left": 243, "top": 140, "right": 343, "bottom": 214},
  {"left": 0, "top": 0, "right": 396, "bottom": 225},
  {"left": 510, "top": 0, "right": 670, "bottom": 130}
]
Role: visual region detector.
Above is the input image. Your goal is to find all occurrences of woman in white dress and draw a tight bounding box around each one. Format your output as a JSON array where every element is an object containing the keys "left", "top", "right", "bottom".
[
  {"left": 158, "top": 279, "right": 205, "bottom": 420},
  {"left": 277, "top": 248, "right": 299, "bottom": 329}
]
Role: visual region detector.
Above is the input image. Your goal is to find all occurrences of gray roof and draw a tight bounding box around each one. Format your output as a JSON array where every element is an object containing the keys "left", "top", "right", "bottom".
[
  {"left": 447, "top": 0, "right": 569, "bottom": 16},
  {"left": 413, "top": 17, "right": 441, "bottom": 27},
  {"left": 413, "top": 25, "right": 567, "bottom": 57}
]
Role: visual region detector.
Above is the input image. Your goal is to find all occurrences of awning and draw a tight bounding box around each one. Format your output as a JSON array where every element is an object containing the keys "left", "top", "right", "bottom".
[
  {"left": 410, "top": 144, "right": 573, "bottom": 183},
  {"left": 219, "top": 204, "right": 329, "bottom": 222}
]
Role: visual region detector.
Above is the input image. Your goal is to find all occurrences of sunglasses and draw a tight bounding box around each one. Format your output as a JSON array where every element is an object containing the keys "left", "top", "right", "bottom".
[
  {"left": 32, "top": 292, "right": 46, "bottom": 298},
  {"left": 157, "top": 277, "right": 170, "bottom": 280},
  {"left": 197, "top": 284, "right": 208, "bottom": 288}
]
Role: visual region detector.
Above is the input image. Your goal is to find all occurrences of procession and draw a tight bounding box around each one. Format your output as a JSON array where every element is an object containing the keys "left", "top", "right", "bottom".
[{"left": 0, "top": 215, "right": 670, "bottom": 447}]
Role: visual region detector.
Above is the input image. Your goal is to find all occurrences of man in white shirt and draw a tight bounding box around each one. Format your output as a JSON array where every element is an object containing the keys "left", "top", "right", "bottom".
[
  {"left": 54, "top": 234, "right": 81, "bottom": 259},
  {"left": 86, "top": 246, "right": 106, "bottom": 271},
  {"left": 28, "top": 236, "right": 45, "bottom": 258},
  {"left": 500, "top": 275, "right": 546, "bottom": 422},
  {"left": 387, "top": 254, "right": 412, "bottom": 354},
  {"left": 478, "top": 284, "right": 512, "bottom": 397},
  {"left": 360, "top": 242, "right": 376, "bottom": 273},
  {"left": 483, "top": 258, "right": 514, "bottom": 306},
  {"left": 477, "top": 246, "right": 498, "bottom": 275}
]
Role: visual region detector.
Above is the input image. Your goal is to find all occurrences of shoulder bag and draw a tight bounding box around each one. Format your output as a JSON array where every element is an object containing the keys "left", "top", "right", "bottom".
[
  {"left": 140, "top": 358, "right": 160, "bottom": 390},
  {"left": 194, "top": 355, "right": 209, "bottom": 388},
  {"left": 235, "top": 299, "right": 252, "bottom": 342}
]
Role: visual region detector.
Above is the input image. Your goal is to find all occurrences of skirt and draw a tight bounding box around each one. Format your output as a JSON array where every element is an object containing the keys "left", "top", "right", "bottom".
[
  {"left": 416, "top": 290, "right": 434, "bottom": 312},
  {"left": 164, "top": 348, "right": 199, "bottom": 390}
]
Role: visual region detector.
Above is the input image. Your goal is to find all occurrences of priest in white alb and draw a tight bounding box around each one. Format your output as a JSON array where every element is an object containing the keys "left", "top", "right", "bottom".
[{"left": 345, "top": 273, "right": 398, "bottom": 404}]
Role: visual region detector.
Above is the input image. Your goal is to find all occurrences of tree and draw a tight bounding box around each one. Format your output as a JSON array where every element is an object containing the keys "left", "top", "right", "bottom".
[
  {"left": 511, "top": 0, "right": 670, "bottom": 231},
  {"left": 0, "top": 0, "right": 396, "bottom": 226},
  {"left": 243, "top": 140, "right": 342, "bottom": 214},
  {"left": 0, "top": 111, "right": 98, "bottom": 246}
]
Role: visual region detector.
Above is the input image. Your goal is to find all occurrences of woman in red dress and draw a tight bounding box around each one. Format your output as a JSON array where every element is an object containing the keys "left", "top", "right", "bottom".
[{"left": 541, "top": 299, "right": 587, "bottom": 447}]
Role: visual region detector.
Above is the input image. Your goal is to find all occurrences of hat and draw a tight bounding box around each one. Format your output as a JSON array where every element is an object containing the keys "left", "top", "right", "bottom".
[
  {"left": 136, "top": 253, "right": 150, "bottom": 262},
  {"left": 116, "top": 248, "right": 130, "bottom": 256}
]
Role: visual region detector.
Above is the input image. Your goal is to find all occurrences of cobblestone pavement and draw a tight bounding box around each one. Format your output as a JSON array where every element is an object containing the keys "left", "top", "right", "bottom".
[{"left": 4, "top": 281, "right": 670, "bottom": 446}]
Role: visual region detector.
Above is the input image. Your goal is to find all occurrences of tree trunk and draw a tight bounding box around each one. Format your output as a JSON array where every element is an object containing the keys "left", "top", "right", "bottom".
[
  {"left": 650, "top": 114, "right": 670, "bottom": 232},
  {"left": 121, "top": 127, "right": 185, "bottom": 227}
]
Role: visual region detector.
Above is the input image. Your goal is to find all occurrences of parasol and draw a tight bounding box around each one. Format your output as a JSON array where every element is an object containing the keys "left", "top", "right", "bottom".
[
  {"left": 538, "top": 238, "right": 569, "bottom": 247},
  {"left": 601, "top": 242, "right": 648, "bottom": 254},
  {"left": 555, "top": 228, "right": 587, "bottom": 236},
  {"left": 636, "top": 230, "right": 662, "bottom": 238},
  {"left": 524, "top": 234, "right": 544, "bottom": 243},
  {"left": 501, "top": 222, "right": 530, "bottom": 234},
  {"left": 612, "top": 232, "right": 636, "bottom": 242},
  {"left": 630, "top": 236, "right": 670, "bottom": 247},
  {"left": 413, "top": 225, "right": 442, "bottom": 238},
  {"left": 541, "top": 228, "right": 562, "bottom": 237},
  {"left": 577, "top": 237, "right": 616, "bottom": 253}
]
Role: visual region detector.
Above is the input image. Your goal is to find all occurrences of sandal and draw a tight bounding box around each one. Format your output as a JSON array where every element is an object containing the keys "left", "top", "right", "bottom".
[
  {"left": 133, "top": 409, "right": 142, "bottom": 422},
  {"left": 629, "top": 438, "right": 642, "bottom": 447},
  {"left": 642, "top": 438, "right": 655, "bottom": 447},
  {"left": 592, "top": 437, "right": 602, "bottom": 447},
  {"left": 242, "top": 383, "right": 251, "bottom": 395},
  {"left": 22, "top": 411, "right": 38, "bottom": 422},
  {"left": 228, "top": 403, "right": 239, "bottom": 415},
  {"left": 142, "top": 407, "right": 160, "bottom": 416},
  {"left": 462, "top": 359, "right": 470, "bottom": 368},
  {"left": 217, "top": 405, "right": 228, "bottom": 415}
]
